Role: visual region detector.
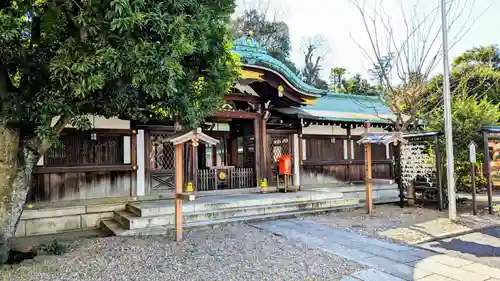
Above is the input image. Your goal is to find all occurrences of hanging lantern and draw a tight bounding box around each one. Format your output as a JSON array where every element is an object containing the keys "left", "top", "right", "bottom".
[{"left": 278, "top": 85, "right": 284, "bottom": 97}]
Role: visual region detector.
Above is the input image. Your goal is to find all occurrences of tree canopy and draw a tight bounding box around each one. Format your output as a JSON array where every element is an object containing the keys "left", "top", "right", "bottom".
[
  {"left": 423, "top": 44, "right": 500, "bottom": 114},
  {"left": 328, "top": 67, "right": 379, "bottom": 96},
  {"left": 0, "top": 0, "right": 239, "bottom": 263},
  {"left": 232, "top": 8, "right": 298, "bottom": 74}
]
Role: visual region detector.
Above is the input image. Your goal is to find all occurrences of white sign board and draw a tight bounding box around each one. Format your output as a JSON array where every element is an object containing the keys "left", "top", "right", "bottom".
[{"left": 469, "top": 141, "right": 477, "bottom": 163}]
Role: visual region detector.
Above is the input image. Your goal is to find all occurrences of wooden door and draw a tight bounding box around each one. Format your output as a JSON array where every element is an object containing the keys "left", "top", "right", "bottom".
[{"left": 148, "top": 130, "right": 176, "bottom": 194}]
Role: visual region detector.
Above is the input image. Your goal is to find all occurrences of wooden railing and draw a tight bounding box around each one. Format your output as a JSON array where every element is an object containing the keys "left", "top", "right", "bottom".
[{"left": 197, "top": 167, "right": 254, "bottom": 191}]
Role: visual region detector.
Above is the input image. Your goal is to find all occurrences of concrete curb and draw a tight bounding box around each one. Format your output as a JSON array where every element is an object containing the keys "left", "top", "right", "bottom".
[{"left": 413, "top": 223, "right": 500, "bottom": 245}]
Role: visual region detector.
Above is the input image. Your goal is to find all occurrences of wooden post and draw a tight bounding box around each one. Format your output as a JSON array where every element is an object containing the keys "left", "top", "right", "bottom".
[
  {"left": 193, "top": 143, "right": 198, "bottom": 192},
  {"left": 298, "top": 130, "right": 303, "bottom": 191},
  {"left": 175, "top": 143, "right": 183, "bottom": 242},
  {"left": 254, "top": 117, "right": 261, "bottom": 186},
  {"left": 230, "top": 122, "right": 238, "bottom": 166},
  {"left": 365, "top": 143, "right": 373, "bottom": 214},
  {"left": 262, "top": 116, "right": 268, "bottom": 181},
  {"left": 346, "top": 125, "right": 352, "bottom": 183},
  {"left": 364, "top": 121, "right": 373, "bottom": 214},
  {"left": 394, "top": 142, "right": 404, "bottom": 208},
  {"left": 131, "top": 130, "right": 137, "bottom": 196},
  {"left": 435, "top": 135, "right": 444, "bottom": 211},
  {"left": 483, "top": 131, "right": 494, "bottom": 214}
]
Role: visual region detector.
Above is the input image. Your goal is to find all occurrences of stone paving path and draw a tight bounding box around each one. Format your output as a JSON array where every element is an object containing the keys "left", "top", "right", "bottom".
[
  {"left": 252, "top": 219, "right": 500, "bottom": 281},
  {"left": 418, "top": 227, "right": 500, "bottom": 268}
]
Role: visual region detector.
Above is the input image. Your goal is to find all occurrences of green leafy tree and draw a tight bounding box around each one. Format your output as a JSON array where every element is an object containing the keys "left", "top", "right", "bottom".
[
  {"left": 232, "top": 8, "right": 299, "bottom": 74},
  {"left": 329, "top": 67, "right": 347, "bottom": 92},
  {"left": 426, "top": 95, "right": 500, "bottom": 190},
  {"left": 0, "top": 0, "right": 239, "bottom": 263},
  {"left": 328, "top": 67, "right": 379, "bottom": 95},
  {"left": 424, "top": 45, "right": 500, "bottom": 111}
]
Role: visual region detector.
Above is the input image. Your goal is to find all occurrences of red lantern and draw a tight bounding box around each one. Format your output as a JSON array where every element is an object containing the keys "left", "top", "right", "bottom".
[{"left": 279, "top": 155, "right": 293, "bottom": 175}]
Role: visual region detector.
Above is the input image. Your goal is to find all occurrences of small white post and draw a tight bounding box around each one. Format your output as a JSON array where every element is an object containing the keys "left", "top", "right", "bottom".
[
  {"left": 123, "top": 136, "right": 131, "bottom": 164},
  {"left": 293, "top": 134, "right": 300, "bottom": 187},
  {"left": 136, "top": 129, "right": 146, "bottom": 196}
]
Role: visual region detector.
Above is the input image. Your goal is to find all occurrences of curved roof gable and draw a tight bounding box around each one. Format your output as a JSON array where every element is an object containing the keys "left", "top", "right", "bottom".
[
  {"left": 231, "top": 35, "right": 327, "bottom": 97},
  {"left": 276, "top": 92, "right": 396, "bottom": 124}
]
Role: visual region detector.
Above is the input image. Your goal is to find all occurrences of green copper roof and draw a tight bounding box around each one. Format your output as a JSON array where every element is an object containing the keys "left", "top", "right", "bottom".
[
  {"left": 231, "top": 35, "right": 327, "bottom": 96},
  {"left": 276, "top": 92, "right": 395, "bottom": 124}
]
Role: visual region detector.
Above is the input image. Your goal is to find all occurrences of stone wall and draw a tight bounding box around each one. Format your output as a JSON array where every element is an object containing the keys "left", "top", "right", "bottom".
[
  {"left": 15, "top": 203, "right": 126, "bottom": 237},
  {"left": 304, "top": 183, "right": 400, "bottom": 202}
]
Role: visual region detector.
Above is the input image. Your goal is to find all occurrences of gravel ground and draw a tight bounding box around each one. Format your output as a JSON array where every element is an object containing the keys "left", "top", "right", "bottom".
[
  {"left": 0, "top": 224, "right": 364, "bottom": 281},
  {"left": 307, "top": 204, "right": 448, "bottom": 240}
]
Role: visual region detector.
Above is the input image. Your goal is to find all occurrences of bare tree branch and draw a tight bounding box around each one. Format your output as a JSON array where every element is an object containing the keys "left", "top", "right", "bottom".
[{"left": 349, "top": 0, "right": 487, "bottom": 132}]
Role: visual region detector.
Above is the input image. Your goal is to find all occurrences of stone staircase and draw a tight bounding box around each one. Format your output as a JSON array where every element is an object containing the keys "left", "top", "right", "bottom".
[{"left": 100, "top": 191, "right": 359, "bottom": 236}]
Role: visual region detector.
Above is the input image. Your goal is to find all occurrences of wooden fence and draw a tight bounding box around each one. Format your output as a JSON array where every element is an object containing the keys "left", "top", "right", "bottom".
[
  {"left": 29, "top": 129, "right": 136, "bottom": 203},
  {"left": 197, "top": 167, "right": 254, "bottom": 191}
]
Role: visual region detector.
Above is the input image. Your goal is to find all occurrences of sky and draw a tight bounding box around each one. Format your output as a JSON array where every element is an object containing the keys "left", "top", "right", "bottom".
[{"left": 234, "top": 0, "right": 500, "bottom": 80}]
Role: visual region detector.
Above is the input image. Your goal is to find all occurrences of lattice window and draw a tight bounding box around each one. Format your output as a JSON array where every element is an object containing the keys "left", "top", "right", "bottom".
[
  {"left": 149, "top": 132, "right": 175, "bottom": 171},
  {"left": 269, "top": 136, "right": 291, "bottom": 163},
  {"left": 46, "top": 133, "right": 124, "bottom": 166}
]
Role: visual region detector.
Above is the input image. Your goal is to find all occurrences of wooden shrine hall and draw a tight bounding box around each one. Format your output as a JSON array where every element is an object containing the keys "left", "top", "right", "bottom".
[{"left": 29, "top": 34, "right": 399, "bottom": 202}]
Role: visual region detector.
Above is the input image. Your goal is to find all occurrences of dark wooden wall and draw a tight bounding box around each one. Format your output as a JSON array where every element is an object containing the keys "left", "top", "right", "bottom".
[
  {"left": 301, "top": 135, "right": 393, "bottom": 185},
  {"left": 29, "top": 129, "right": 136, "bottom": 203}
]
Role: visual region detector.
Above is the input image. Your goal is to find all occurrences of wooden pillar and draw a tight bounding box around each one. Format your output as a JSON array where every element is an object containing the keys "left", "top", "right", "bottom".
[
  {"left": 175, "top": 143, "right": 183, "bottom": 242},
  {"left": 364, "top": 121, "right": 373, "bottom": 214},
  {"left": 394, "top": 142, "right": 404, "bottom": 208},
  {"left": 365, "top": 143, "right": 373, "bottom": 214},
  {"left": 192, "top": 142, "right": 198, "bottom": 191},
  {"left": 254, "top": 117, "right": 262, "bottom": 186},
  {"left": 131, "top": 130, "right": 137, "bottom": 196},
  {"left": 435, "top": 135, "right": 444, "bottom": 211},
  {"left": 262, "top": 116, "right": 269, "bottom": 181},
  {"left": 230, "top": 122, "right": 238, "bottom": 166},
  {"left": 484, "top": 131, "right": 494, "bottom": 214},
  {"left": 298, "top": 124, "right": 303, "bottom": 190},
  {"left": 346, "top": 125, "right": 352, "bottom": 183}
]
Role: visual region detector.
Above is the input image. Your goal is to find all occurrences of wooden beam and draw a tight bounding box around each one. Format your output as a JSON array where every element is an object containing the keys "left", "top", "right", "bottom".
[
  {"left": 301, "top": 159, "right": 392, "bottom": 166},
  {"left": 175, "top": 143, "right": 183, "bottom": 242},
  {"left": 35, "top": 165, "right": 135, "bottom": 174},
  {"left": 213, "top": 111, "right": 259, "bottom": 119},
  {"left": 175, "top": 193, "right": 196, "bottom": 201},
  {"left": 60, "top": 128, "right": 136, "bottom": 136},
  {"left": 224, "top": 94, "right": 261, "bottom": 103}
]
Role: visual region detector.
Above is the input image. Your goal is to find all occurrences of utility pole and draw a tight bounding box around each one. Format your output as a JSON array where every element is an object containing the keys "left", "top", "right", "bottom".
[{"left": 440, "top": 0, "right": 456, "bottom": 220}]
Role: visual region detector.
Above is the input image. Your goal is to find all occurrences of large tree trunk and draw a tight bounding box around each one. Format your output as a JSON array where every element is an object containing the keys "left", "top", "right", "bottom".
[{"left": 0, "top": 125, "right": 37, "bottom": 264}]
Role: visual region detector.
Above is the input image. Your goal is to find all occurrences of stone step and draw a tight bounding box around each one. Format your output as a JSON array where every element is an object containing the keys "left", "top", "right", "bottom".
[
  {"left": 126, "top": 192, "right": 344, "bottom": 217},
  {"left": 100, "top": 200, "right": 362, "bottom": 236},
  {"left": 115, "top": 198, "right": 357, "bottom": 230}
]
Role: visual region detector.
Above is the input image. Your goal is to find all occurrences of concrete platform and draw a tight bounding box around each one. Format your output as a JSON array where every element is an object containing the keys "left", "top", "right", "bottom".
[
  {"left": 16, "top": 183, "right": 400, "bottom": 238},
  {"left": 101, "top": 191, "right": 361, "bottom": 236}
]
